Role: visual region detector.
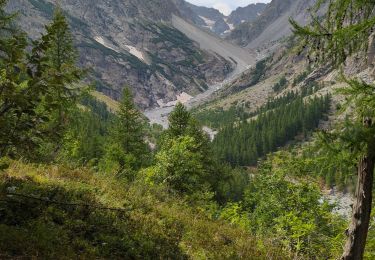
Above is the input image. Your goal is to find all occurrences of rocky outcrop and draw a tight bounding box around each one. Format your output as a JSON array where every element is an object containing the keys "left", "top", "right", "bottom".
[{"left": 7, "top": 0, "right": 234, "bottom": 109}]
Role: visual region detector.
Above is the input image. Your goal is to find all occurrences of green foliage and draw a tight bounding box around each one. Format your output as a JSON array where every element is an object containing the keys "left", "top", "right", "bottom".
[
  {"left": 59, "top": 94, "right": 114, "bottom": 166},
  {"left": 195, "top": 84, "right": 324, "bottom": 131},
  {"left": 167, "top": 102, "right": 192, "bottom": 137},
  {"left": 218, "top": 153, "right": 346, "bottom": 259},
  {"left": 292, "top": 70, "right": 309, "bottom": 86},
  {"left": 213, "top": 94, "right": 331, "bottom": 166},
  {"left": 291, "top": 0, "right": 375, "bottom": 192},
  {"left": 273, "top": 76, "right": 288, "bottom": 92},
  {"left": 147, "top": 136, "right": 212, "bottom": 195},
  {"left": 0, "top": 161, "right": 286, "bottom": 259},
  {"left": 290, "top": 0, "right": 375, "bottom": 66},
  {"left": 100, "top": 88, "right": 149, "bottom": 178},
  {"left": 0, "top": 5, "right": 84, "bottom": 159},
  {"left": 148, "top": 103, "right": 219, "bottom": 196},
  {"left": 194, "top": 105, "right": 248, "bottom": 129},
  {"left": 247, "top": 58, "right": 269, "bottom": 87}
]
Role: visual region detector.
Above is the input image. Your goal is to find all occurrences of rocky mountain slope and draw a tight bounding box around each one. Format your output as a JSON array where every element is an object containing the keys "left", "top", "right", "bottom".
[
  {"left": 185, "top": 2, "right": 268, "bottom": 36},
  {"left": 228, "top": 0, "right": 318, "bottom": 49},
  {"left": 227, "top": 3, "right": 267, "bottom": 26},
  {"left": 184, "top": 2, "right": 230, "bottom": 35},
  {"left": 7, "top": 0, "right": 242, "bottom": 109}
]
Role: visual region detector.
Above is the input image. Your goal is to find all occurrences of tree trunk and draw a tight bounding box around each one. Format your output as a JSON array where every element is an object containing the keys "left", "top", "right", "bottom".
[{"left": 342, "top": 118, "right": 375, "bottom": 260}]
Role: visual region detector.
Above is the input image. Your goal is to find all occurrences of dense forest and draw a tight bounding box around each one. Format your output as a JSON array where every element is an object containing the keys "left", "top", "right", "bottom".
[
  {"left": 1, "top": 0, "right": 375, "bottom": 259},
  {"left": 213, "top": 94, "right": 331, "bottom": 166}
]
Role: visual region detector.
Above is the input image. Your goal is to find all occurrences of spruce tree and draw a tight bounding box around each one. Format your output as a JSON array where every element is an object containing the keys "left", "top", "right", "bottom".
[
  {"left": 30, "top": 7, "right": 84, "bottom": 153},
  {"left": 101, "top": 87, "right": 148, "bottom": 177},
  {"left": 116, "top": 87, "right": 148, "bottom": 157},
  {"left": 168, "top": 102, "right": 191, "bottom": 137}
]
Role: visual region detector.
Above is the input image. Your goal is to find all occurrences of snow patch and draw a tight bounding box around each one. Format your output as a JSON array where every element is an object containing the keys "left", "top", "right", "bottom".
[
  {"left": 222, "top": 18, "right": 235, "bottom": 34},
  {"left": 94, "top": 36, "right": 119, "bottom": 53},
  {"left": 124, "top": 44, "right": 147, "bottom": 63},
  {"left": 199, "top": 15, "right": 216, "bottom": 29}
]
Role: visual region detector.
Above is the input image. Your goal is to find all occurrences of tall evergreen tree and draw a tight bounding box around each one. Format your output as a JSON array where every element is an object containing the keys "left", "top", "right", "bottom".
[
  {"left": 291, "top": 1, "right": 375, "bottom": 258},
  {"left": 101, "top": 87, "right": 149, "bottom": 177},
  {"left": 116, "top": 87, "right": 148, "bottom": 157},
  {"left": 0, "top": 4, "right": 83, "bottom": 159},
  {"left": 30, "top": 7, "right": 84, "bottom": 155}
]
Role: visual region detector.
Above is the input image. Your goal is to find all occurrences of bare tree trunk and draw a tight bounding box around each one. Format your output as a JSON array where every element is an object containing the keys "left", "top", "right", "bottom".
[{"left": 342, "top": 118, "right": 375, "bottom": 260}]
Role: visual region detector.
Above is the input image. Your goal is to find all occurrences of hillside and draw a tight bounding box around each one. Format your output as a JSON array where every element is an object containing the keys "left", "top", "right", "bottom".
[
  {"left": 7, "top": 0, "right": 237, "bottom": 109},
  {"left": 0, "top": 161, "right": 287, "bottom": 259},
  {"left": 228, "top": 0, "right": 318, "bottom": 49},
  {"left": 172, "top": 15, "right": 256, "bottom": 75}
]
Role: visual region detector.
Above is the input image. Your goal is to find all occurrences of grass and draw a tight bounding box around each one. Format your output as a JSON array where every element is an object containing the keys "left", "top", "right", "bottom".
[
  {"left": 0, "top": 161, "right": 288, "bottom": 259},
  {"left": 92, "top": 91, "right": 119, "bottom": 112}
]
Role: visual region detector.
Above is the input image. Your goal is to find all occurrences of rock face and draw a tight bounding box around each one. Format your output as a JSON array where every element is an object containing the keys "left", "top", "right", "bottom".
[
  {"left": 228, "top": 0, "right": 318, "bottom": 49},
  {"left": 184, "top": 2, "right": 268, "bottom": 36},
  {"left": 7, "top": 0, "right": 234, "bottom": 109},
  {"left": 184, "top": 3, "right": 229, "bottom": 35},
  {"left": 227, "top": 3, "right": 267, "bottom": 26}
]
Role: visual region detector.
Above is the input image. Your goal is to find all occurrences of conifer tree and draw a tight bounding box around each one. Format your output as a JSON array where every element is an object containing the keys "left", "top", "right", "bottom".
[
  {"left": 291, "top": 1, "right": 375, "bottom": 258},
  {"left": 116, "top": 87, "right": 148, "bottom": 157},
  {"left": 151, "top": 103, "right": 221, "bottom": 195},
  {"left": 168, "top": 102, "right": 191, "bottom": 137},
  {"left": 101, "top": 87, "right": 148, "bottom": 177},
  {"left": 29, "top": 7, "right": 84, "bottom": 154},
  {"left": 0, "top": 0, "right": 42, "bottom": 157},
  {"left": 0, "top": 4, "right": 84, "bottom": 159}
]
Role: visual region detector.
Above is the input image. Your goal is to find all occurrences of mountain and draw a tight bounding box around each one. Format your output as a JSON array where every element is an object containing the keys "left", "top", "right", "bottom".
[
  {"left": 228, "top": 0, "right": 318, "bottom": 49},
  {"left": 6, "top": 0, "right": 244, "bottom": 109},
  {"left": 227, "top": 3, "right": 267, "bottom": 26},
  {"left": 184, "top": 3, "right": 230, "bottom": 35},
  {"left": 185, "top": 2, "right": 268, "bottom": 36}
]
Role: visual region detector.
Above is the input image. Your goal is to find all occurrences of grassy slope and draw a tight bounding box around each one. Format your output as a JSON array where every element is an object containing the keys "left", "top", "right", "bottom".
[
  {"left": 0, "top": 161, "right": 287, "bottom": 259},
  {"left": 92, "top": 91, "right": 120, "bottom": 112}
]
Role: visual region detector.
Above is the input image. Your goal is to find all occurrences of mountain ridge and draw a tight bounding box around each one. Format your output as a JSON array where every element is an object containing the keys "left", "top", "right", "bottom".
[
  {"left": 7, "top": 0, "right": 239, "bottom": 109},
  {"left": 228, "top": 0, "right": 318, "bottom": 49}
]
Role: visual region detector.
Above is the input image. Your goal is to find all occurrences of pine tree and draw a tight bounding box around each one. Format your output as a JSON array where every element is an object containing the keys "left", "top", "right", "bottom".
[{"left": 291, "top": 1, "right": 375, "bottom": 258}]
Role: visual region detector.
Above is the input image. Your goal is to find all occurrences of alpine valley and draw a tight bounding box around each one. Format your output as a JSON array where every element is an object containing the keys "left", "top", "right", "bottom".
[{"left": 2, "top": 0, "right": 375, "bottom": 259}]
